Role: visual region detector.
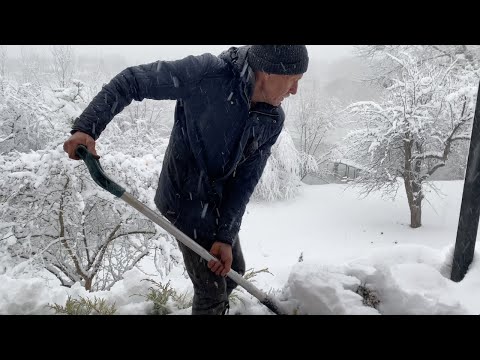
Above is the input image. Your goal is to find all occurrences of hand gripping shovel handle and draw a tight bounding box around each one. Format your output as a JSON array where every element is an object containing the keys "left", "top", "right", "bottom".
[{"left": 75, "top": 145, "right": 288, "bottom": 315}]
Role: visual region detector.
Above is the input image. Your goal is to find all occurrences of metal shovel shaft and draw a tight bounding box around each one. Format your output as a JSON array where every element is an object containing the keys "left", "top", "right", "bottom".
[
  {"left": 75, "top": 145, "right": 287, "bottom": 315},
  {"left": 121, "top": 192, "right": 286, "bottom": 315}
]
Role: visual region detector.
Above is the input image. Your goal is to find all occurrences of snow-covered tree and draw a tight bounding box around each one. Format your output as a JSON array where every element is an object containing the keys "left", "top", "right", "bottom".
[
  {"left": 97, "top": 99, "right": 175, "bottom": 159},
  {"left": 50, "top": 45, "right": 75, "bottom": 88},
  {"left": 343, "top": 50, "right": 479, "bottom": 228},
  {"left": 19, "top": 46, "right": 47, "bottom": 87},
  {"left": 0, "top": 146, "right": 177, "bottom": 291},
  {"left": 0, "top": 50, "right": 185, "bottom": 291},
  {"left": 0, "top": 78, "right": 86, "bottom": 154},
  {"left": 354, "top": 45, "right": 480, "bottom": 100},
  {"left": 291, "top": 89, "right": 340, "bottom": 180},
  {"left": 253, "top": 128, "right": 318, "bottom": 201}
]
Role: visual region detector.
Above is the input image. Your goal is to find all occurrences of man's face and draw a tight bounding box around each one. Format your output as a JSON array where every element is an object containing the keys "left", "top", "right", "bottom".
[{"left": 258, "top": 73, "right": 303, "bottom": 107}]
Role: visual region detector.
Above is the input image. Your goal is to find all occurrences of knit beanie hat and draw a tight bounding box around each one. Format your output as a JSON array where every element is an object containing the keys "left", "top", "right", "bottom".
[{"left": 248, "top": 45, "right": 309, "bottom": 75}]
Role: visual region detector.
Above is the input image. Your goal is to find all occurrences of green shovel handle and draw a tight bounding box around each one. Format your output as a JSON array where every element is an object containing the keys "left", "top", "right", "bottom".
[{"left": 75, "top": 145, "right": 125, "bottom": 198}]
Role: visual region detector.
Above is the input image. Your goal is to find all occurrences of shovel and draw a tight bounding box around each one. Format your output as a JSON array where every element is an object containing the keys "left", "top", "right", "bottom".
[{"left": 75, "top": 145, "right": 288, "bottom": 315}]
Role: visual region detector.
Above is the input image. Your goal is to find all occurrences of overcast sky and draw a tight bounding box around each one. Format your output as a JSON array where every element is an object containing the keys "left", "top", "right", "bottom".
[{"left": 5, "top": 45, "right": 354, "bottom": 64}]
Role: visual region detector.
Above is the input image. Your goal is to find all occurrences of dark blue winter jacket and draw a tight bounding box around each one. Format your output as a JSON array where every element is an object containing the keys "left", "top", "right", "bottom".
[{"left": 71, "top": 46, "right": 285, "bottom": 247}]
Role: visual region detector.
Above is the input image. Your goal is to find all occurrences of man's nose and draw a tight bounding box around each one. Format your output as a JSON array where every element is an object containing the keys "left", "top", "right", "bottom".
[{"left": 289, "top": 82, "right": 298, "bottom": 95}]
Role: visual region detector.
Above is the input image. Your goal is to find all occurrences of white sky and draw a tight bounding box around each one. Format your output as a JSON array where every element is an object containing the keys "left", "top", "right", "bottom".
[
  {"left": 4, "top": 45, "right": 354, "bottom": 63},
  {"left": 1, "top": 180, "right": 477, "bottom": 315}
]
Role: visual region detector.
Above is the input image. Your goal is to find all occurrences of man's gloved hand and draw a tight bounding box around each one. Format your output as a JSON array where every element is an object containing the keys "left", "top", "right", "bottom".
[
  {"left": 63, "top": 131, "right": 100, "bottom": 160},
  {"left": 208, "top": 241, "right": 233, "bottom": 277}
]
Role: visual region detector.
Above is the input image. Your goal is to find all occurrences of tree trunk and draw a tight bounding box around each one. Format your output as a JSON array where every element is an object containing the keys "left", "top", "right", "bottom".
[
  {"left": 404, "top": 178, "right": 423, "bottom": 228},
  {"left": 85, "top": 277, "right": 93, "bottom": 291},
  {"left": 409, "top": 197, "right": 422, "bottom": 228},
  {"left": 403, "top": 136, "right": 423, "bottom": 228}
]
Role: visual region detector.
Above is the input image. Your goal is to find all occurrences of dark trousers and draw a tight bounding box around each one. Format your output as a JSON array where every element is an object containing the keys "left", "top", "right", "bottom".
[{"left": 177, "top": 235, "right": 246, "bottom": 315}]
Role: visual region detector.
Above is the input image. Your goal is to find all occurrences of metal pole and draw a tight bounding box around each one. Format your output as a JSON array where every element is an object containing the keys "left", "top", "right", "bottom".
[{"left": 451, "top": 81, "right": 480, "bottom": 282}]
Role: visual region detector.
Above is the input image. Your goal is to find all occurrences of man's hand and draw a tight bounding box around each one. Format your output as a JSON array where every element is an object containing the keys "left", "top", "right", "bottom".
[
  {"left": 63, "top": 131, "right": 100, "bottom": 160},
  {"left": 208, "top": 241, "right": 233, "bottom": 277}
]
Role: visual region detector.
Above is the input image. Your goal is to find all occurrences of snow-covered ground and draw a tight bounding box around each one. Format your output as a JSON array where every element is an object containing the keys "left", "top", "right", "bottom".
[{"left": 1, "top": 180, "right": 478, "bottom": 315}]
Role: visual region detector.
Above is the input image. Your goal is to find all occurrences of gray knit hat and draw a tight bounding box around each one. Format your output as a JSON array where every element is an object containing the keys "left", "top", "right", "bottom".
[{"left": 248, "top": 45, "right": 309, "bottom": 75}]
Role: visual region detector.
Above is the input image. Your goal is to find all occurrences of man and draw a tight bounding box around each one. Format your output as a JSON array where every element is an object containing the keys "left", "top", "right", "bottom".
[{"left": 63, "top": 45, "right": 309, "bottom": 315}]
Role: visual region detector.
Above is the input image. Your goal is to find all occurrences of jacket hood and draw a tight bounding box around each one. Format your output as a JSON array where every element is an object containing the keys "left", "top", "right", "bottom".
[
  {"left": 219, "top": 46, "right": 255, "bottom": 102},
  {"left": 219, "top": 45, "right": 250, "bottom": 73}
]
